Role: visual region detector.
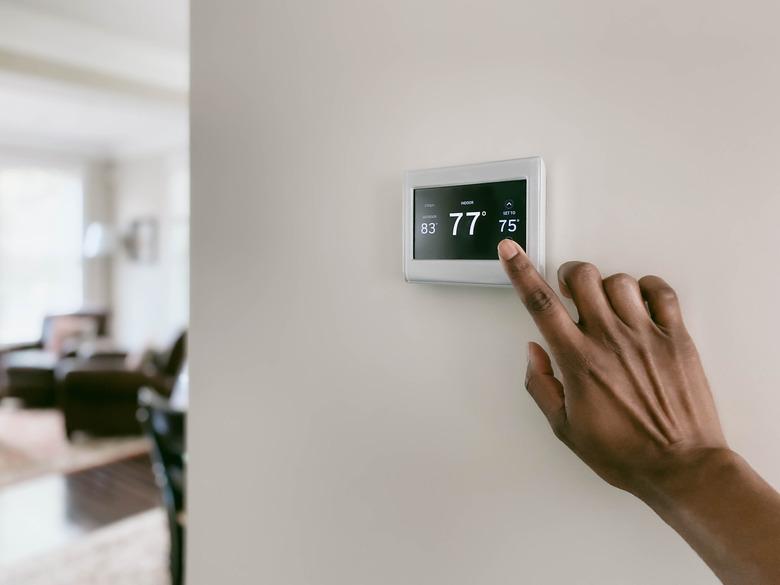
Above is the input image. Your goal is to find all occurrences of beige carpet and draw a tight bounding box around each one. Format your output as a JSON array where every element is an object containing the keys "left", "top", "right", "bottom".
[
  {"left": 0, "top": 508, "right": 170, "bottom": 585},
  {"left": 0, "top": 403, "right": 150, "bottom": 488}
]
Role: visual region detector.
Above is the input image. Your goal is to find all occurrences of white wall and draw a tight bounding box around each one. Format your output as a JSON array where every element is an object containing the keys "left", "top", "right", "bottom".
[
  {"left": 111, "top": 150, "right": 189, "bottom": 350},
  {"left": 190, "top": 2, "right": 780, "bottom": 583}
]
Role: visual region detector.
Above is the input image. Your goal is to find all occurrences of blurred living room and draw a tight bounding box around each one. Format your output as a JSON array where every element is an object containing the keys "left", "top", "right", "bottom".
[{"left": 0, "top": 1, "right": 188, "bottom": 584}]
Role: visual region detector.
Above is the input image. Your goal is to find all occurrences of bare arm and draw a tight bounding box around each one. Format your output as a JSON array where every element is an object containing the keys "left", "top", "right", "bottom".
[{"left": 497, "top": 239, "right": 780, "bottom": 584}]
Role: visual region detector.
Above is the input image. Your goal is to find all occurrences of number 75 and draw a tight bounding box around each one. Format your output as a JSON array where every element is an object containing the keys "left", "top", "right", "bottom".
[{"left": 499, "top": 219, "right": 518, "bottom": 233}]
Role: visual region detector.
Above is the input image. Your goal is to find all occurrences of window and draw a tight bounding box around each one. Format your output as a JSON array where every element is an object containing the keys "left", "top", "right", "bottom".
[{"left": 0, "top": 165, "right": 84, "bottom": 344}]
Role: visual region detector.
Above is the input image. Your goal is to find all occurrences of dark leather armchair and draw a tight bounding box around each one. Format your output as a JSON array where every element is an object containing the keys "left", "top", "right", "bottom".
[
  {"left": 58, "top": 331, "right": 186, "bottom": 438},
  {"left": 0, "top": 311, "right": 109, "bottom": 407}
]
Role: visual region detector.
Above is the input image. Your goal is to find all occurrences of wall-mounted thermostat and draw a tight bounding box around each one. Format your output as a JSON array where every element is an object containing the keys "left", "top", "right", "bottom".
[{"left": 403, "top": 157, "right": 545, "bottom": 286}]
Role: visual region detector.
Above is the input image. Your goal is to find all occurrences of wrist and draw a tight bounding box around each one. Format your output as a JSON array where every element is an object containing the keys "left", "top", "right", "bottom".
[{"left": 628, "top": 447, "right": 744, "bottom": 510}]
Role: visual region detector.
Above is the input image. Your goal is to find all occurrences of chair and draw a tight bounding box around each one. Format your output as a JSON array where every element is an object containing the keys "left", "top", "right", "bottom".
[
  {"left": 58, "top": 330, "right": 186, "bottom": 437},
  {"left": 0, "top": 311, "right": 109, "bottom": 407},
  {"left": 138, "top": 388, "right": 186, "bottom": 585}
]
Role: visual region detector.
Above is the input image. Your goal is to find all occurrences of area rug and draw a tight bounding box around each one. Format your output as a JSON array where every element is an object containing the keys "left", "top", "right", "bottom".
[
  {"left": 0, "top": 508, "right": 169, "bottom": 585},
  {"left": 0, "top": 403, "right": 150, "bottom": 488}
]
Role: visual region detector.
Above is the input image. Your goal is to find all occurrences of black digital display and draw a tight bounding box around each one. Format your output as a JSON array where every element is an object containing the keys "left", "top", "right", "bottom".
[{"left": 413, "top": 179, "right": 527, "bottom": 260}]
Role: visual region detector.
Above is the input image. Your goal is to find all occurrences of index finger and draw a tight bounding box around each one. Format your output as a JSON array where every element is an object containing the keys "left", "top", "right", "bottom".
[{"left": 498, "top": 239, "right": 580, "bottom": 347}]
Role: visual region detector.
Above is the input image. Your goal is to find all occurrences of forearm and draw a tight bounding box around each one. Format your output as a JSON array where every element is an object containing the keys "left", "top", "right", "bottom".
[{"left": 635, "top": 449, "right": 780, "bottom": 585}]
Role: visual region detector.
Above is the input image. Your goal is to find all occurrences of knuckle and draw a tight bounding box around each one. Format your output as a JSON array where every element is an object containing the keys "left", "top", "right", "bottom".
[
  {"left": 525, "top": 287, "right": 555, "bottom": 314},
  {"left": 638, "top": 275, "right": 658, "bottom": 290},
  {"left": 569, "top": 262, "right": 600, "bottom": 284},
  {"left": 506, "top": 257, "right": 534, "bottom": 278},
  {"left": 605, "top": 272, "right": 634, "bottom": 288},
  {"left": 655, "top": 286, "right": 679, "bottom": 305}
]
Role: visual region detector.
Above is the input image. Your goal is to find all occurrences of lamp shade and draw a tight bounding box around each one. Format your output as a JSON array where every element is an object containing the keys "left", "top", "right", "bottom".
[{"left": 83, "top": 222, "right": 118, "bottom": 258}]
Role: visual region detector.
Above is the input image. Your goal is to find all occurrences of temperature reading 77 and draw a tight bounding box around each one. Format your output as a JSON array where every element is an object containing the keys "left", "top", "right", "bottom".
[
  {"left": 449, "top": 211, "right": 485, "bottom": 236},
  {"left": 499, "top": 219, "right": 519, "bottom": 233}
]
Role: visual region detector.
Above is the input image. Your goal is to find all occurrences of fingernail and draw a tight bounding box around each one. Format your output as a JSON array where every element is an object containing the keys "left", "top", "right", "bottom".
[{"left": 497, "top": 239, "right": 521, "bottom": 261}]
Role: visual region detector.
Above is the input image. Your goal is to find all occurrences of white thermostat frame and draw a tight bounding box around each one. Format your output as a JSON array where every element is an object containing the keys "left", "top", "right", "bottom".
[{"left": 403, "top": 156, "right": 546, "bottom": 286}]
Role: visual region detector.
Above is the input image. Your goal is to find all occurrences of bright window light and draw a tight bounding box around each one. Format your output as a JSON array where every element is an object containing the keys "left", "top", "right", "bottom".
[{"left": 0, "top": 165, "right": 84, "bottom": 344}]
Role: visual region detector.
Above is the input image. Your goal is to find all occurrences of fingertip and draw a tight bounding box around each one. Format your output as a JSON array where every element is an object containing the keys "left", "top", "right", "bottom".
[
  {"left": 528, "top": 341, "right": 554, "bottom": 374},
  {"left": 525, "top": 342, "right": 544, "bottom": 389},
  {"left": 524, "top": 347, "right": 567, "bottom": 429},
  {"left": 497, "top": 238, "right": 522, "bottom": 261},
  {"left": 638, "top": 275, "right": 684, "bottom": 330}
]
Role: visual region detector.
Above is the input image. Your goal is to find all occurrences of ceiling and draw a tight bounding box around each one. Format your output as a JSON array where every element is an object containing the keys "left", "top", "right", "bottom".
[
  {"left": 4, "top": 0, "right": 188, "bottom": 51},
  {"left": 0, "top": 70, "right": 187, "bottom": 159},
  {"left": 0, "top": 0, "right": 188, "bottom": 159}
]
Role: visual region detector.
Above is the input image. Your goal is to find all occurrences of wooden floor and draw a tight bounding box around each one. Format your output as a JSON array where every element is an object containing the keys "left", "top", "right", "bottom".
[{"left": 0, "top": 454, "right": 161, "bottom": 566}]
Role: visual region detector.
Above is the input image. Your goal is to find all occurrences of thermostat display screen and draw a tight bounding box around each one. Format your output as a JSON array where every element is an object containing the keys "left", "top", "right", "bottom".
[{"left": 413, "top": 180, "right": 527, "bottom": 260}]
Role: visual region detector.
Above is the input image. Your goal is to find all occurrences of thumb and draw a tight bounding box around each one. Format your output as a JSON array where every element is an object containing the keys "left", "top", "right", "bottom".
[{"left": 525, "top": 342, "right": 568, "bottom": 438}]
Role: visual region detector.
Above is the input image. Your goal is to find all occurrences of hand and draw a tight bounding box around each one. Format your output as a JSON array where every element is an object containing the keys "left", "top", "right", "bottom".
[{"left": 497, "top": 239, "right": 727, "bottom": 495}]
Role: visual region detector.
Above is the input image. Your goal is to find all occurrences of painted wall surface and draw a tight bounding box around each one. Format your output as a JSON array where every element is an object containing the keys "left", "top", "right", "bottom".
[{"left": 190, "top": 2, "right": 780, "bottom": 583}]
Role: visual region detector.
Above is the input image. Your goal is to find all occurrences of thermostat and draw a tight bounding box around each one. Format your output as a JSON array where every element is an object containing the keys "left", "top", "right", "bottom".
[{"left": 403, "top": 157, "right": 545, "bottom": 285}]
